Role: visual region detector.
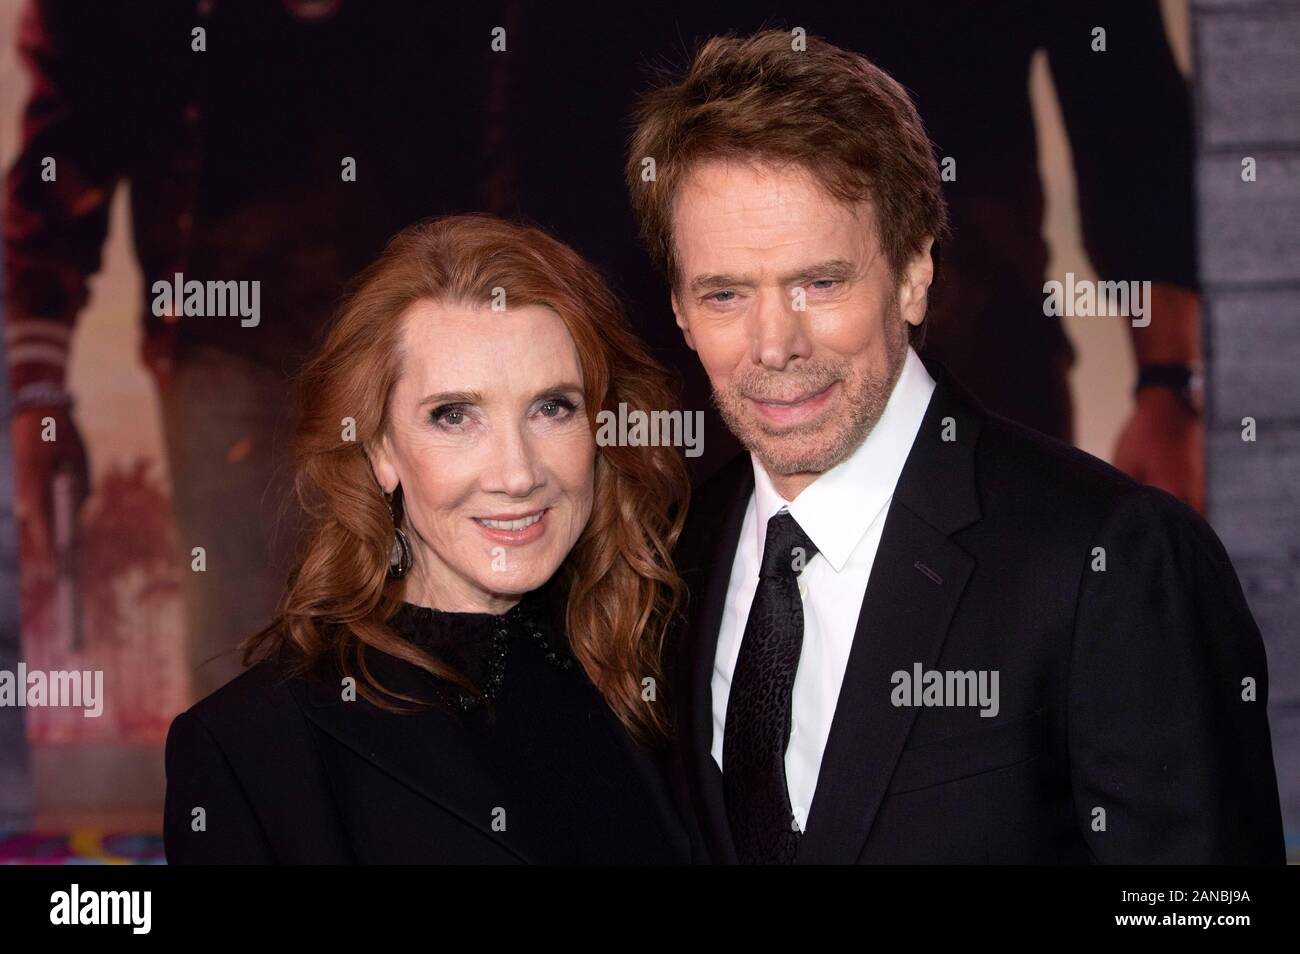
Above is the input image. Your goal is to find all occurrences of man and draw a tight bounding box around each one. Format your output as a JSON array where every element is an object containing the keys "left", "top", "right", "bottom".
[
  {"left": 509, "top": 1, "right": 1204, "bottom": 503},
  {"left": 625, "top": 30, "right": 1283, "bottom": 863}
]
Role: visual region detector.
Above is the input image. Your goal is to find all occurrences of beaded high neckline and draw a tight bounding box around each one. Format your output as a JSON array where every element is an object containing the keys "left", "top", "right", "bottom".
[
  {"left": 386, "top": 582, "right": 572, "bottom": 710},
  {"left": 391, "top": 594, "right": 532, "bottom": 639}
]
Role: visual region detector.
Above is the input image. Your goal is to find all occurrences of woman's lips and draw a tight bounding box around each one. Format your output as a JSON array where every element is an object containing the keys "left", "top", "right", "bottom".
[
  {"left": 747, "top": 381, "right": 839, "bottom": 427},
  {"left": 472, "top": 508, "right": 549, "bottom": 545}
]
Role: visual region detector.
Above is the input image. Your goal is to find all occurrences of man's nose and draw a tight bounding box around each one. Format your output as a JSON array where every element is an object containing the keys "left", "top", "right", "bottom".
[{"left": 751, "top": 285, "right": 813, "bottom": 369}]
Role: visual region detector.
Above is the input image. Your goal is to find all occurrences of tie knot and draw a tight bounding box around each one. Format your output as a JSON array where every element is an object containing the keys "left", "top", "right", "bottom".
[{"left": 759, "top": 510, "right": 818, "bottom": 579}]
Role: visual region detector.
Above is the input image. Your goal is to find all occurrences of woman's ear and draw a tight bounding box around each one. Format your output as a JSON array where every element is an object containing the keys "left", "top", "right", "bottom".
[{"left": 365, "top": 429, "right": 399, "bottom": 495}]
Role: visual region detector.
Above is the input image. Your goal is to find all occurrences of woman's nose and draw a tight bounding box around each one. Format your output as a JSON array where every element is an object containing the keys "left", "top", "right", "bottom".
[{"left": 486, "top": 424, "right": 544, "bottom": 497}]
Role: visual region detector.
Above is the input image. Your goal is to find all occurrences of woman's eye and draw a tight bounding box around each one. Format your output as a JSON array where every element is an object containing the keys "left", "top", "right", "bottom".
[
  {"left": 430, "top": 404, "right": 468, "bottom": 427},
  {"left": 539, "top": 397, "right": 577, "bottom": 419}
]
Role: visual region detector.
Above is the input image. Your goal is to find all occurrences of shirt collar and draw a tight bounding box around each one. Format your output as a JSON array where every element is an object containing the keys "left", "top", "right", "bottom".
[{"left": 750, "top": 346, "right": 936, "bottom": 572}]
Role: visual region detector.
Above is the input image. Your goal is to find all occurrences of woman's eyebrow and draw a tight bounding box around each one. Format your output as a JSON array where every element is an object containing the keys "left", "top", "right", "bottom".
[
  {"left": 417, "top": 389, "right": 483, "bottom": 407},
  {"left": 418, "top": 382, "right": 583, "bottom": 406},
  {"left": 533, "top": 381, "right": 584, "bottom": 398}
]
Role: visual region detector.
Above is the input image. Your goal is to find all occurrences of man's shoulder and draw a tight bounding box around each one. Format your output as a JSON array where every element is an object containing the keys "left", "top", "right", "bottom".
[
  {"left": 679, "top": 411, "right": 1213, "bottom": 558},
  {"left": 691, "top": 451, "right": 753, "bottom": 508},
  {"left": 678, "top": 452, "right": 751, "bottom": 554},
  {"left": 970, "top": 411, "right": 1222, "bottom": 558},
  {"left": 973, "top": 411, "right": 1140, "bottom": 519}
]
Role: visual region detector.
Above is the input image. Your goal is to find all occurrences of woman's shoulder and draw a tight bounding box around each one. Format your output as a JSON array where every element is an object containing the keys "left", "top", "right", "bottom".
[
  {"left": 170, "top": 657, "right": 317, "bottom": 759},
  {"left": 164, "top": 658, "right": 348, "bottom": 862}
]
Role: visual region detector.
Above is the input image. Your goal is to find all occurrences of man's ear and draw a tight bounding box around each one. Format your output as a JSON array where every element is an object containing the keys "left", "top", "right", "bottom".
[
  {"left": 365, "top": 427, "right": 399, "bottom": 495},
  {"left": 900, "top": 236, "right": 935, "bottom": 328},
  {"left": 671, "top": 290, "right": 697, "bottom": 351}
]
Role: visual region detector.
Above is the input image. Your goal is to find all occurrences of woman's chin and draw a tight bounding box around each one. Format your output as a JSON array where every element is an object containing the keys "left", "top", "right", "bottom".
[{"left": 466, "top": 561, "right": 558, "bottom": 601}]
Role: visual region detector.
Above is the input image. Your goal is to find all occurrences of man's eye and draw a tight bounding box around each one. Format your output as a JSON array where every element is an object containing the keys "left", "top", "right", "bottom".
[
  {"left": 430, "top": 404, "right": 468, "bottom": 426},
  {"left": 707, "top": 290, "right": 737, "bottom": 303},
  {"left": 810, "top": 279, "right": 838, "bottom": 290}
]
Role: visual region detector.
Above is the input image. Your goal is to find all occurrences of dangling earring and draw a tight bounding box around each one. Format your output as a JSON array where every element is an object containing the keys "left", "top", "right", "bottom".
[{"left": 385, "top": 488, "right": 412, "bottom": 579}]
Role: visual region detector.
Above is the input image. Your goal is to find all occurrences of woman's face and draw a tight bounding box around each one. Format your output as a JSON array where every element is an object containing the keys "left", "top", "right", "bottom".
[{"left": 368, "top": 300, "right": 596, "bottom": 613}]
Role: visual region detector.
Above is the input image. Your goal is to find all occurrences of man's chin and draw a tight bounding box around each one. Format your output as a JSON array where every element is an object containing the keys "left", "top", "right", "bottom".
[{"left": 737, "top": 424, "right": 851, "bottom": 476}]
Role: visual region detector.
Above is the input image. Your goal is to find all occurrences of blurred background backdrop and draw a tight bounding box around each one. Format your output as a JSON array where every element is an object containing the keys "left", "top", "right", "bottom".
[{"left": 0, "top": 0, "right": 1295, "bottom": 863}]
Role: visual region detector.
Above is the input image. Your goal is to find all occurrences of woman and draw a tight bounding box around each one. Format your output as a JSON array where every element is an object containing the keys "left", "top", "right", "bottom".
[{"left": 163, "top": 214, "right": 692, "bottom": 863}]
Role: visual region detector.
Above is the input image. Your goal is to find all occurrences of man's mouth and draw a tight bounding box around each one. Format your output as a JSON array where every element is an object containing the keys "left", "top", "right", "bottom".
[{"left": 747, "top": 381, "right": 839, "bottom": 426}]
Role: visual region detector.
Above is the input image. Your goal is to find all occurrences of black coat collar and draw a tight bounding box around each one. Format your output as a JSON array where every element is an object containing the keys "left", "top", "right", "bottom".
[
  {"left": 288, "top": 593, "right": 688, "bottom": 863},
  {"left": 289, "top": 647, "right": 543, "bottom": 861}
]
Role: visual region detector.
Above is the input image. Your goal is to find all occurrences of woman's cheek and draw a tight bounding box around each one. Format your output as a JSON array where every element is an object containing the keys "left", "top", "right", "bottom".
[
  {"left": 549, "top": 429, "right": 595, "bottom": 537},
  {"left": 408, "top": 450, "right": 476, "bottom": 525},
  {"left": 549, "top": 421, "right": 595, "bottom": 482}
]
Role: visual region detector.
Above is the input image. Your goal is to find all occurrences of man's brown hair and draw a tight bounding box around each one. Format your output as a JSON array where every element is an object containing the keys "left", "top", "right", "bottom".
[{"left": 625, "top": 29, "right": 950, "bottom": 345}]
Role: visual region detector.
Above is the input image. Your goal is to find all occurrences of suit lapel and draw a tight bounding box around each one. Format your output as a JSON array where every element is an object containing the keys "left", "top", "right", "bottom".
[
  {"left": 797, "top": 360, "right": 984, "bottom": 863},
  {"left": 676, "top": 454, "right": 753, "bottom": 864},
  {"left": 795, "top": 506, "right": 974, "bottom": 863}
]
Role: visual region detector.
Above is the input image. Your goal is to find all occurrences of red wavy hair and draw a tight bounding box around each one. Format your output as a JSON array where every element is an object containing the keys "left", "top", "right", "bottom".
[{"left": 244, "top": 214, "right": 690, "bottom": 745}]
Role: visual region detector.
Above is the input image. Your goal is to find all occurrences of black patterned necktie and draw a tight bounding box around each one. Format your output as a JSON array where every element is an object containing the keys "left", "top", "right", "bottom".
[{"left": 723, "top": 508, "right": 819, "bottom": 864}]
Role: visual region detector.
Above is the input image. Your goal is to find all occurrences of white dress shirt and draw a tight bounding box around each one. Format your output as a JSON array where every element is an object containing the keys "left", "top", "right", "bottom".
[{"left": 710, "top": 346, "right": 936, "bottom": 832}]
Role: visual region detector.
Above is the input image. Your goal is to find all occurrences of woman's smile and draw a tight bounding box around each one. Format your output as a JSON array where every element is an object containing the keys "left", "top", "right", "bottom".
[{"left": 471, "top": 507, "right": 550, "bottom": 544}]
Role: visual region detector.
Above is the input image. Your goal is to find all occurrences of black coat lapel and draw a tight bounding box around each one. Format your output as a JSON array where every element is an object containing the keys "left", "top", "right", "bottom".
[
  {"left": 290, "top": 652, "right": 538, "bottom": 863},
  {"left": 797, "top": 360, "right": 984, "bottom": 863},
  {"left": 604, "top": 705, "right": 695, "bottom": 864}
]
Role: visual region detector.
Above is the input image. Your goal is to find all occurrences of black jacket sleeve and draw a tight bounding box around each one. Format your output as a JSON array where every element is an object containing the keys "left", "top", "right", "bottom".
[
  {"left": 163, "top": 708, "right": 277, "bottom": 864},
  {"left": 1069, "top": 487, "right": 1285, "bottom": 863}
]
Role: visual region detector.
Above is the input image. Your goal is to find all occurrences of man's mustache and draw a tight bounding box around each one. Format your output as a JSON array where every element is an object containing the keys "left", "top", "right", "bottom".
[{"left": 729, "top": 366, "right": 846, "bottom": 403}]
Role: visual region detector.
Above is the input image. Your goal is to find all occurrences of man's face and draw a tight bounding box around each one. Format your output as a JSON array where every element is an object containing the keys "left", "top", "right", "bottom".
[{"left": 670, "top": 160, "right": 929, "bottom": 483}]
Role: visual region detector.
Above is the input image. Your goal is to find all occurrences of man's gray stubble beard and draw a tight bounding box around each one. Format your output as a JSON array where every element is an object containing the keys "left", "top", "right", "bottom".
[{"left": 711, "top": 302, "right": 910, "bottom": 477}]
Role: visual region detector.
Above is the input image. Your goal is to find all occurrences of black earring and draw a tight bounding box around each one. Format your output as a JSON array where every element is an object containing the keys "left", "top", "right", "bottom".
[{"left": 385, "top": 488, "right": 412, "bottom": 579}]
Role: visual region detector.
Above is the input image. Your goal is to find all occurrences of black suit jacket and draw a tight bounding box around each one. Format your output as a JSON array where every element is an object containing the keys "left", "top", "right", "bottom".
[
  {"left": 669, "top": 361, "right": 1285, "bottom": 863},
  {"left": 164, "top": 645, "right": 689, "bottom": 864}
]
